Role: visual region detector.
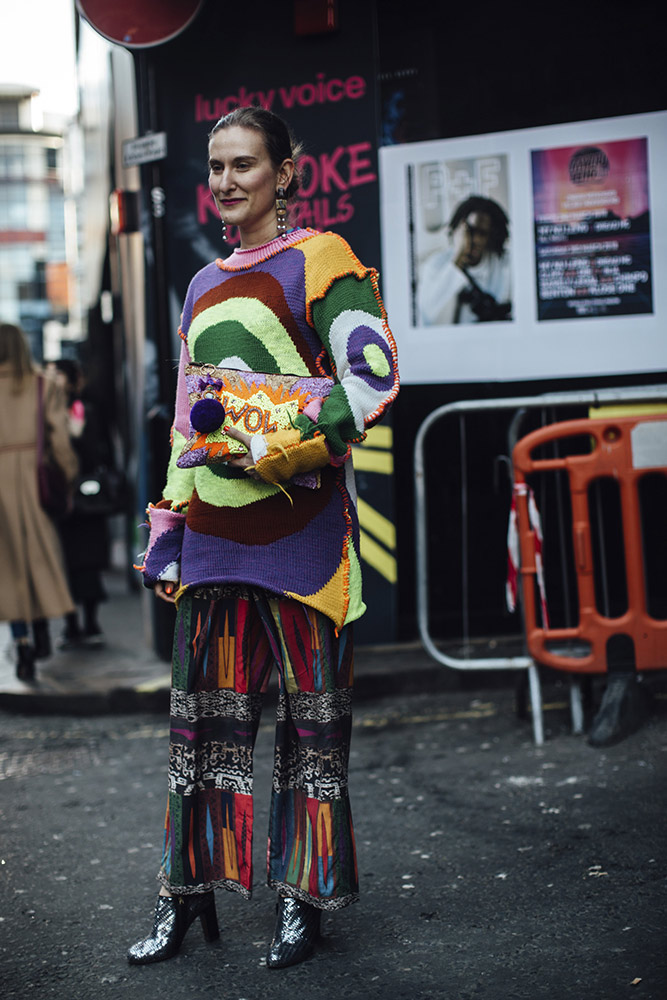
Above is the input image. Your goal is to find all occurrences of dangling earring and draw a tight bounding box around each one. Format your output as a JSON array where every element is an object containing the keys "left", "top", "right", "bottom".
[
  {"left": 276, "top": 187, "right": 288, "bottom": 237},
  {"left": 221, "top": 218, "right": 228, "bottom": 241}
]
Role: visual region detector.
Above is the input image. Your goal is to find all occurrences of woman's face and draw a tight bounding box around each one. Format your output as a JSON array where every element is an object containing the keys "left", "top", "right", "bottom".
[{"left": 208, "top": 125, "right": 292, "bottom": 246}]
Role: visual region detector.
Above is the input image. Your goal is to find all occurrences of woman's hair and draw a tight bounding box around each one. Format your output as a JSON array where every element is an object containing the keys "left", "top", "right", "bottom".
[
  {"left": 209, "top": 107, "right": 302, "bottom": 199},
  {"left": 0, "top": 322, "right": 36, "bottom": 389}
]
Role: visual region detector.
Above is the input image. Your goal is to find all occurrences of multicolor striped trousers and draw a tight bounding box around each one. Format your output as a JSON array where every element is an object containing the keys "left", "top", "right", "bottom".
[{"left": 158, "top": 587, "right": 359, "bottom": 910}]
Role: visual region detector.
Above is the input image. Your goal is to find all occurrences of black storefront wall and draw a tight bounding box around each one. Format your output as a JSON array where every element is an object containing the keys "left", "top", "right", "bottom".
[
  {"left": 137, "top": 0, "right": 398, "bottom": 644},
  {"left": 150, "top": 2, "right": 383, "bottom": 293},
  {"left": 132, "top": 0, "right": 666, "bottom": 653}
]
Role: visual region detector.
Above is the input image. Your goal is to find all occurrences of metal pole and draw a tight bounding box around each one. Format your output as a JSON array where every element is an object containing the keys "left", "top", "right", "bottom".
[{"left": 459, "top": 414, "right": 470, "bottom": 655}]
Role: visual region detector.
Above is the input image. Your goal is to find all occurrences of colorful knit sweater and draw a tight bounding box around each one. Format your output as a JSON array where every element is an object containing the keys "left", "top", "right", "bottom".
[{"left": 139, "top": 228, "right": 399, "bottom": 628}]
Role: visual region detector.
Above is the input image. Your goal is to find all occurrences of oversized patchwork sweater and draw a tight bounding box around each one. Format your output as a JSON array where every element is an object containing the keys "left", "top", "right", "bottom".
[{"left": 139, "top": 228, "right": 399, "bottom": 628}]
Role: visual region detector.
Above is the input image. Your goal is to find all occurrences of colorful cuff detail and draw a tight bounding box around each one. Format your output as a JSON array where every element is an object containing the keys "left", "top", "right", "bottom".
[{"left": 139, "top": 503, "right": 187, "bottom": 586}]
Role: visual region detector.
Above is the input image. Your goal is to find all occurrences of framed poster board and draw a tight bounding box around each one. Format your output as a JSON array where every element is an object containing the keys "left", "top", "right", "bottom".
[{"left": 380, "top": 111, "right": 667, "bottom": 383}]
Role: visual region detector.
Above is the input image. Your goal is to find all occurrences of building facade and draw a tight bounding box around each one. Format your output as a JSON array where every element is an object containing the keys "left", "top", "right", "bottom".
[{"left": 0, "top": 85, "right": 74, "bottom": 361}]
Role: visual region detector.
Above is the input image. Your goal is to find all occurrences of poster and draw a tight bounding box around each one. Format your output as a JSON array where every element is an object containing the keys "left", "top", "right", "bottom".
[
  {"left": 379, "top": 111, "right": 667, "bottom": 384},
  {"left": 413, "top": 154, "right": 512, "bottom": 327},
  {"left": 532, "top": 138, "right": 652, "bottom": 320}
]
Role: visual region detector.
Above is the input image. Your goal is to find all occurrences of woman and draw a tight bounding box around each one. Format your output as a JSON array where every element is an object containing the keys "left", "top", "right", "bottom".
[
  {"left": 130, "top": 108, "right": 399, "bottom": 969},
  {"left": 54, "top": 359, "right": 112, "bottom": 648},
  {"left": 0, "top": 323, "right": 78, "bottom": 681}
]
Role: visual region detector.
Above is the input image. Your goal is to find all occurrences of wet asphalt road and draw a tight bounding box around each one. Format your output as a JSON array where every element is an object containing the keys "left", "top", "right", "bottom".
[{"left": 1, "top": 683, "right": 666, "bottom": 1000}]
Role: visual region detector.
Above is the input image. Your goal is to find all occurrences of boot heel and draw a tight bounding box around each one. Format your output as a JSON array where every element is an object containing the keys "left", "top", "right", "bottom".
[
  {"left": 128, "top": 891, "right": 219, "bottom": 965},
  {"left": 200, "top": 900, "right": 220, "bottom": 942}
]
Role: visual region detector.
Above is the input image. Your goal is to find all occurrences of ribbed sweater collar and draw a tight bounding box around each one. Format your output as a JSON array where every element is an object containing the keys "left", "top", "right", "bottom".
[{"left": 216, "top": 228, "right": 315, "bottom": 271}]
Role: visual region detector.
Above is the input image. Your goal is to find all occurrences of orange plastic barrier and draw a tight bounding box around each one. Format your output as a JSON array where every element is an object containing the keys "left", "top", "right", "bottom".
[{"left": 512, "top": 414, "right": 667, "bottom": 674}]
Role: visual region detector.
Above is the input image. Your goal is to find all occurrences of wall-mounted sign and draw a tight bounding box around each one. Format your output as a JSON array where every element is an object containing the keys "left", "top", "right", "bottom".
[{"left": 122, "top": 132, "right": 167, "bottom": 168}]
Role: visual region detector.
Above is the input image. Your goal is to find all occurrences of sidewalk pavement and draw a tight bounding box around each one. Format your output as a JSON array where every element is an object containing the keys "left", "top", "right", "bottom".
[
  {"left": 0, "top": 572, "right": 169, "bottom": 714},
  {"left": 4, "top": 571, "right": 666, "bottom": 736},
  {"left": 0, "top": 570, "right": 495, "bottom": 716}
]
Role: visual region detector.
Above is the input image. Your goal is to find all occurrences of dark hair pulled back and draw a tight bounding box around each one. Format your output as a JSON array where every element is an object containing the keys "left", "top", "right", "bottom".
[{"left": 209, "top": 107, "right": 302, "bottom": 200}]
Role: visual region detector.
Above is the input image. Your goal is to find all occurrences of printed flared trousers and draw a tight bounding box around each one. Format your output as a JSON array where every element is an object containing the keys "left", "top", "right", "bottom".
[{"left": 158, "top": 587, "right": 359, "bottom": 910}]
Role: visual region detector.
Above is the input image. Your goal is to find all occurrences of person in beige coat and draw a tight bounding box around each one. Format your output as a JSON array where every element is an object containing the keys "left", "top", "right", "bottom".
[{"left": 0, "top": 323, "right": 78, "bottom": 681}]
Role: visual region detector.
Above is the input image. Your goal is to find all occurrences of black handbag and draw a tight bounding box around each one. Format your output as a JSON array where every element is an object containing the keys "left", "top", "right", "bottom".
[
  {"left": 37, "top": 376, "right": 69, "bottom": 519},
  {"left": 72, "top": 465, "right": 125, "bottom": 517}
]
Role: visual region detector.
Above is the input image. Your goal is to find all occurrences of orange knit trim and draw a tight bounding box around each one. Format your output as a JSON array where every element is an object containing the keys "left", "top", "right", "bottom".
[
  {"left": 334, "top": 472, "right": 353, "bottom": 627},
  {"left": 369, "top": 267, "right": 389, "bottom": 320},
  {"left": 315, "top": 346, "right": 337, "bottom": 380},
  {"left": 300, "top": 236, "right": 399, "bottom": 430},
  {"left": 361, "top": 269, "right": 400, "bottom": 427},
  {"left": 147, "top": 498, "right": 187, "bottom": 514}
]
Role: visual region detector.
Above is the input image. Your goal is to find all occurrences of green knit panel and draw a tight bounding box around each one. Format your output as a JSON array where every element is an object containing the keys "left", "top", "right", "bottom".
[
  {"left": 305, "top": 274, "right": 384, "bottom": 454},
  {"left": 294, "top": 387, "right": 358, "bottom": 456},
  {"left": 312, "top": 273, "right": 383, "bottom": 342},
  {"left": 163, "top": 428, "right": 195, "bottom": 504},
  {"left": 193, "top": 321, "right": 282, "bottom": 372}
]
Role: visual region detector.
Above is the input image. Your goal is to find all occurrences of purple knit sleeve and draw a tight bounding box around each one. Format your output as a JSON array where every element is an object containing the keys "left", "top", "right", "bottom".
[{"left": 137, "top": 505, "right": 185, "bottom": 587}]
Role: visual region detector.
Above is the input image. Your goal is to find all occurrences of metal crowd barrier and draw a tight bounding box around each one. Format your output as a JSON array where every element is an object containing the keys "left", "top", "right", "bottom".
[{"left": 414, "top": 384, "right": 667, "bottom": 746}]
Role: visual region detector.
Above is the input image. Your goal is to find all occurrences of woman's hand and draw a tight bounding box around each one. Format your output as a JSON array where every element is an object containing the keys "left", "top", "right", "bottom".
[
  {"left": 224, "top": 426, "right": 262, "bottom": 480},
  {"left": 452, "top": 219, "right": 475, "bottom": 270},
  {"left": 155, "top": 581, "right": 177, "bottom": 603}
]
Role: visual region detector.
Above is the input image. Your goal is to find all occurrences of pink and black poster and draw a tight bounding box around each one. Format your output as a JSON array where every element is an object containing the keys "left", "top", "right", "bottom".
[{"left": 532, "top": 137, "right": 653, "bottom": 321}]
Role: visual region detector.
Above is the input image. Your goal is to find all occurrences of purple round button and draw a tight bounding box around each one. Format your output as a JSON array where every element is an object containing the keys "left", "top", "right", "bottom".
[{"left": 190, "top": 397, "right": 225, "bottom": 433}]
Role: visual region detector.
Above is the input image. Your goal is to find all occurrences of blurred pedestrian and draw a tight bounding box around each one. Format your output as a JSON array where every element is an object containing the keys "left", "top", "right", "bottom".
[
  {"left": 0, "top": 323, "right": 78, "bottom": 681},
  {"left": 54, "top": 359, "right": 114, "bottom": 648},
  {"left": 129, "top": 108, "right": 399, "bottom": 969}
]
